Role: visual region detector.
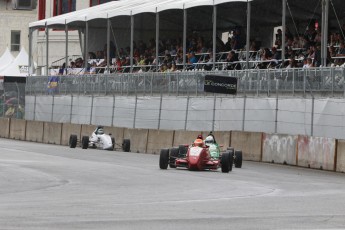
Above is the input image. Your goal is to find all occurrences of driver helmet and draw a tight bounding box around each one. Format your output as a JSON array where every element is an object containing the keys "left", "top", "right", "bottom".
[
  {"left": 205, "top": 135, "right": 214, "bottom": 145},
  {"left": 97, "top": 126, "right": 104, "bottom": 134},
  {"left": 194, "top": 138, "right": 203, "bottom": 147}
]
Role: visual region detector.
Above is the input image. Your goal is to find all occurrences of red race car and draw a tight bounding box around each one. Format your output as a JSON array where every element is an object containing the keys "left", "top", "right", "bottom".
[{"left": 159, "top": 138, "right": 236, "bottom": 173}]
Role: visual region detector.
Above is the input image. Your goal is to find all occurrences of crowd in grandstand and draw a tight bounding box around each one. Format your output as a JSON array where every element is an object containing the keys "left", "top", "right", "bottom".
[{"left": 60, "top": 23, "right": 345, "bottom": 75}]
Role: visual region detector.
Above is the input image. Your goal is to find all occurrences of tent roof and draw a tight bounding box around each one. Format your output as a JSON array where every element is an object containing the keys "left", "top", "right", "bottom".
[
  {"left": 0, "top": 48, "right": 14, "bottom": 73},
  {"left": 0, "top": 48, "right": 33, "bottom": 77},
  {"left": 29, "top": 0, "right": 251, "bottom": 28}
]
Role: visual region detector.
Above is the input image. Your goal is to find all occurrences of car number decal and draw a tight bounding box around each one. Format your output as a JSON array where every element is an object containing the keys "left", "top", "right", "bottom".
[{"left": 189, "top": 147, "right": 201, "bottom": 156}]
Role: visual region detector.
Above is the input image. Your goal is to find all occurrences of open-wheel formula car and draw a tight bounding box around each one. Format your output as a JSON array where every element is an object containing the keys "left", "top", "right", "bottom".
[
  {"left": 159, "top": 134, "right": 242, "bottom": 172},
  {"left": 69, "top": 126, "right": 131, "bottom": 152}
]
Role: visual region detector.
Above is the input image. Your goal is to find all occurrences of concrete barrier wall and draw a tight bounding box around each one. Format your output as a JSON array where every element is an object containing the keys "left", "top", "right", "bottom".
[
  {"left": 26, "top": 121, "right": 44, "bottom": 142},
  {"left": 173, "top": 130, "right": 208, "bottom": 147},
  {"left": 124, "top": 128, "right": 149, "bottom": 153},
  {"left": 146, "top": 130, "right": 174, "bottom": 155},
  {"left": 9, "top": 119, "right": 26, "bottom": 140},
  {"left": 231, "top": 131, "right": 262, "bottom": 161},
  {"left": 61, "top": 123, "right": 82, "bottom": 146},
  {"left": 81, "top": 125, "right": 97, "bottom": 139},
  {"left": 0, "top": 118, "right": 10, "bottom": 138},
  {"left": 262, "top": 133, "right": 297, "bottom": 165},
  {"left": 43, "top": 122, "right": 62, "bottom": 145},
  {"left": 106, "top": 126, "right": 124, "bottom": 150},
  {"left": 297, "top": 135, "right": 336, "bottom": 171},
  {"left": 336, "top": 140, "right": 345, "bottom": 173}
]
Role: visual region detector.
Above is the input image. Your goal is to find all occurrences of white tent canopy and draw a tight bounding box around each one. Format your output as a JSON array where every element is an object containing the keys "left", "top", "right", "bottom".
[
  {"left": 0, "top": 48, "right": 15, "bottom": 73},
  {"left": 29, "top": 0, "right": 251, "bottom": 28},
  {"left": 0, "top": 47, "right": 35, "bottom": 77}
]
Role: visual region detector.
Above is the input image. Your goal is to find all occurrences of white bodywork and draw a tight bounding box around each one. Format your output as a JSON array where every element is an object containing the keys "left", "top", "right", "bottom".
[{"left": 89, "top": 131, "right": 113, "bottom": 150}]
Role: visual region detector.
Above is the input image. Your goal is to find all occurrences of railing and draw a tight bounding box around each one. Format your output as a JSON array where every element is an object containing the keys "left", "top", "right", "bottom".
[{"left": 26, "top": 67, "right": 345, "bottom": 97}]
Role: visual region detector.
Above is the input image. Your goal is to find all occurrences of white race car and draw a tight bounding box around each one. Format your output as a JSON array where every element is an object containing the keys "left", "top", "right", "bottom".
[{"left": 69, "top": 126, "right": 130, "bottom": 152}]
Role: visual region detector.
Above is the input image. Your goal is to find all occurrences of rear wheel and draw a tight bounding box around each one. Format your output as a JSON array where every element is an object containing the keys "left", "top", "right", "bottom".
[
  {"left": 69, "top": 135, "right": 77, "bottom": 148},
  {"left": 178, "top": 145, "right": 188, "bottom": 158},
  {"left": 234, "top": 150, "right": 243, "bottom": 168},
  {"left": 111, "top": 137, "right": 115, "bottom": 150},
  {"left": 122, "top": 139, "right": 130, "bottom": 152},
  {"left": 81, "top": 136, "right": 89, "bottom": 149},
  {"left": 221, "top": 151, "right": 233, "bottom": 173},
  {"left": 169, "top": 147, "right": 179, "bottom": 168},
  {"left": 159, "top": 148, "right": 169, "bottom": 169}
]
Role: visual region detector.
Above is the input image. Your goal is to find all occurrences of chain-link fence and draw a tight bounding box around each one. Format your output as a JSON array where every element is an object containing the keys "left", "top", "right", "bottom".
[
  {"left": 0, "top": 82, "right": 25, "bottom": 119},
  {"left": 25, "top": 67, "right": 345, "bottom": 97}
]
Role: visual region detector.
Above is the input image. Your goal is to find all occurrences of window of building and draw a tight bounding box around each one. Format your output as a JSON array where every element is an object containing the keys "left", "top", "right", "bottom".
[
  {"left": 11, "top": 31, "right": 21, "bottom": 52},
  {"left": 90, "top": 0, "right": 117, "bottom": 7},
  {"left": 38, "top": 0, "right": 46, "bottom": 20},
  {"left": 53, "top": 0, "right": 76, "bottom": 16},
  {"left": 12, "top": 0, "right": 33, "bottom": 10}
]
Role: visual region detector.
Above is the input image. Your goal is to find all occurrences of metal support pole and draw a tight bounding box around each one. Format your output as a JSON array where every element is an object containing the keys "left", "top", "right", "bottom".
[
  {"left": 45, "top": 23, "right": 49, "bottom": 76},
  {"left": 311, "top": 96, "right": 314, "bottom": 136},
  {"left": 111, "top": 94, "right": 115, "bottom": 127},
  {"left": 70, "top": 95, "right": 73, "bottom": 123},
  {"left": 51, "top": 95, "right": 55, "bottom": 122},
  {"left": 212, "top": 5, "right": 217, "bottom": 71},
  {"left": 156, "top": 11, "right": 159, "bottom": 71},
  {"left": 242, "top": 95, "right": 246, "bottom": 131},
  {"left": 246, "top": 0, "right": 251, "bottom": 69},
  {"left": 282, "top": 0, "right": 286, "bottom": 63},
  {"left": 212, "top": 94, "right": 216, "bottom": 132},
  {"left": 65, "top": 23, "right": 68, "bottom": 74},
  {"left": 184, "top": 95, "right": 190, "bottom": 130},
  {"left": 84, "top": 21, "right": 89, "bottom": 69},
  {"left": 130, "top": 14, "right": 134, "bottom": 73},
  {"left": 133, "top": 94, "right": 137, "bottom": 128},
  {"left": 28, "top": 28, "right": 33, "bottom": 75},
  {"left": 183, "top": 8, "right": 187, "bottom": 69},
  {"left": 158, "top": 91, "right": 163, "bottom": 130},
  {"left": 90, "top": 94, "right": 94, "bottom": 125},
  {"left": 275, "top": 94, "right": 279, "bottom": 133},
  {"left": 107, "top": 18, "right": 111, "bottom": 70},
  {"left": 321, "top": 0, "right": 325, "bottom": 67},
  {"left": 323, "top": 0, "right": 329, "bottom": 67}
]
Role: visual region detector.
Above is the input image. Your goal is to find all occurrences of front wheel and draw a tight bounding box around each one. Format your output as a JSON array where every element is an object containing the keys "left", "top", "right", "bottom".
[
  {"left": 69, "top": 135, "right": 77, "bottom": 148},
  {"left": 234, "top": 150, "right": 243, "bottom": 168},
  {"left": 159, "top": 148, "right": 169, "bottom": 169},
  {"left": 221, "top": 151, "right": 233, "bottom": 173},
  {"left": 81, "top": 136, "right": 89, "bottom": 149},
  {"left": 122, "top": 139, "right": 130, "bottom": 152}
]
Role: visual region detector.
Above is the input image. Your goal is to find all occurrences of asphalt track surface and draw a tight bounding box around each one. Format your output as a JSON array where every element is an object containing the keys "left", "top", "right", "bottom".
[{"left": 1, "top": 138, "right": 345, "bottom": 230}]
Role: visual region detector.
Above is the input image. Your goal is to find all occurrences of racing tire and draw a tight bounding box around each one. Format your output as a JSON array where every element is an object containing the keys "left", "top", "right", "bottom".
[
  {"left": 69, "top": 135, "right": 77, "bottom": 148},
  {"left": 227, "top": 147, "right": 234, "bottom": 152},
  {"left": 169, "top": 147, "right": 179, "bottom": 168},
  {"left": 122, "top": 139, "right": 130, "bottom": 152},
  {"left": 221, "top": 151, "right": 233, "bottom": 173},
  {"left": 234, "top": 150, "right": 243, "bottom": 168},
  {"left": 81, "top": 136, "right": 89, "bottom": 149},
  {"left": 111, "top": 137, "right": 115, "bottom": 150},
  {"left": 178, "top": 145, "right": 188, "bottom": 158},
  {"left": 159, "top": 148, "right": 170, "bottom": 169}
]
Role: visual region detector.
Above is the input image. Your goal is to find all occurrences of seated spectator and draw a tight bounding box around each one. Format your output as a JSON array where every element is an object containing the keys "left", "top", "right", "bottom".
[
  {"left": 285, "top": 58, "right": 297, "bottom": 69},
  {"left": 303, "top": 58, "right": 314, "bottom": 68},
  {"left": 226, "top": 51, "right": 241, "bottom": 70}
]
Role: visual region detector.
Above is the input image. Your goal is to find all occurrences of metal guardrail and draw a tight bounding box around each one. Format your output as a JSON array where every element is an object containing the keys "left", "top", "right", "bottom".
[{"left": 25, "top": 67, "right": 345, "bottom": 97}]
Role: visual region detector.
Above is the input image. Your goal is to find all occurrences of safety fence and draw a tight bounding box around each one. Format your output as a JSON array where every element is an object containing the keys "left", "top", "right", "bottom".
[{"left": 26, "top": 67, "right": 345, "bottom": 97}]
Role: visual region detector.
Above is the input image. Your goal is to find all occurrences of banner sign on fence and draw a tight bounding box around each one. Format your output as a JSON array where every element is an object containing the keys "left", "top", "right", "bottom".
[{"left": 204, "top": 75, "right": 237, "bottom": 94}]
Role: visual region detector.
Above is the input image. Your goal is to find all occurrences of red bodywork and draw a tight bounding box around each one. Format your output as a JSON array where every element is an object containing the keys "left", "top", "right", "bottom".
[{"left": 175, "top": 146, "right": 220, "bottom": 171}]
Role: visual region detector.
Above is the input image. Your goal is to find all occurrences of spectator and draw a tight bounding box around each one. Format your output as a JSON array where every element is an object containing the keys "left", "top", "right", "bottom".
[{"left": 226, "top": 51, "right": 241, "bottom": 70}]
